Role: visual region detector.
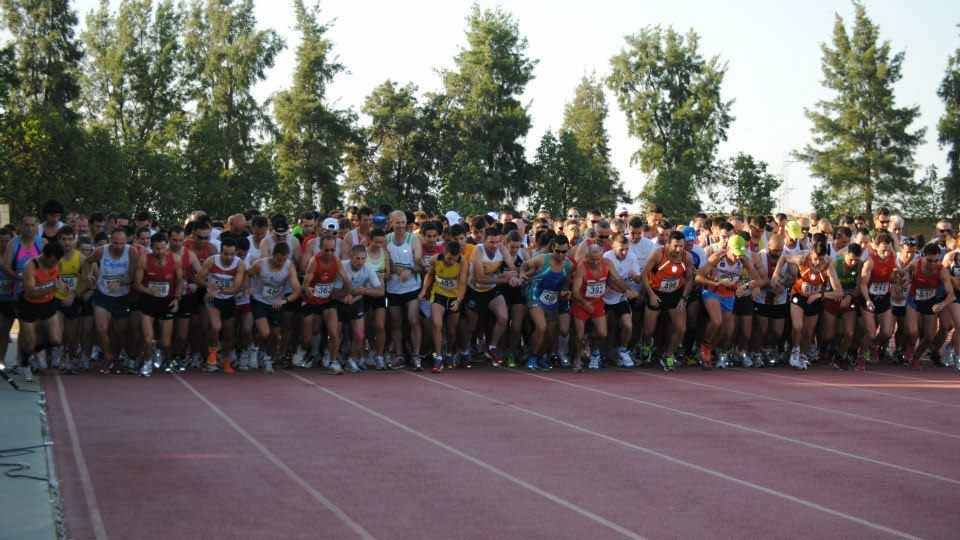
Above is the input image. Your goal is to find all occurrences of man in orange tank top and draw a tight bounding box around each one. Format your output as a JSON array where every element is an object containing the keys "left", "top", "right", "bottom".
[{"left": 17, "top": 241, "right": 67, "bottom": 381}]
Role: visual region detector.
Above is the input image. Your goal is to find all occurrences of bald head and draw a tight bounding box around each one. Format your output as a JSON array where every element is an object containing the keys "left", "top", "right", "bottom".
[{"left": 227, "top": 214, "right": 246, "bottom": 235}]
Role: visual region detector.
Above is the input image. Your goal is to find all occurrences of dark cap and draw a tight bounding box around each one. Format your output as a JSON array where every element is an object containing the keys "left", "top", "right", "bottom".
[{"left": 271, "top": 214, "right": 289, "bottom": 233}]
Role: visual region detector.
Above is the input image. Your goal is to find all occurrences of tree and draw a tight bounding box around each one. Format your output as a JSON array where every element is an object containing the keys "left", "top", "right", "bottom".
[
  {"left": 711, "top": 153, "right": 781, "bottom": 216},
  {"left": 273, "top": 0, "right": 355, "bottom": 215},
  {"left": 797, "top": 2, "right": 924, "bottom": 218},
  {"left": 560, "top": 75, "right": 630, "bottom": 212},
  {"left": 0, "top": 0, "right": 85, "bottom": 219},
  {"left": 433, "top": 5, "right": 536, "bottom": 214},
  {"left": 181, "top": 0, "right": 284, "bottom": 217},
  {"left": 528, "top": 130, "right": 594, "bottom": 217},
  {"left": 938, "top": 27, "right": 960, "bottom": 215},
  {"left": 607, "top": 26, "right": 732, "bottom": 219},
  {"left": 343, "top": 80, "right": 435, "bottom": 212},
  {"left": 901, "top": 165, "right": 943, "bottom": 219}
]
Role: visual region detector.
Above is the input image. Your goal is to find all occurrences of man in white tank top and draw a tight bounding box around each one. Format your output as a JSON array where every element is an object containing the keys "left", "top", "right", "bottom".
[{"left": 82, "top": 228, "right": 138, "bottom": 372}]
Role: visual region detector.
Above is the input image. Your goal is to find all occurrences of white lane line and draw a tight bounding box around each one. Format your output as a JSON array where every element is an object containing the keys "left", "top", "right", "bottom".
[
  {"left": 284, "top": 371, "right": 649, "bottom": 540},
  {"left": 175, "top": 376, "right": 379, "bottom": 540},
  {"left": 55, "top": 375, "right": 109, "bottom": 540},
  {"left": 510, "top": 369, "right": 960, "bottom": 486},
  {"left": 866, "top": 369, "right": 960, "bottom": 385},
  {"left": 403, "top": 371, "right": 922, "bottom": 540},
  {"left": 732, "top": 367, "right": 960, "bottom": 409},
  {"left": 615, "top": 368, "right": 960, "bottom": 440}
]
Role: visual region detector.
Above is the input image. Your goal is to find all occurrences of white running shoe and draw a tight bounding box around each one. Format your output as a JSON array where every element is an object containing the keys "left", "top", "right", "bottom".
[
  {"left": 715, "top": 351, "right": 729, "bottom": 369},
  {"left": 741, "top": 351, "right": 753, "bottom": 368},
  {"left": 262, "top": 355, "right": 274, "bottom": 374},
  {"left": 617, "top": 347, "right": 635, "bottom": 368},
  {"left": 559, "top": 351, "right": 571, "bottom": 368},
  {"left": 375, "top": 355, "right": 385, "bottom": 370},
  {"left": 20, "top": 365, "right": 33, "bottom": 382},
  {"left": 35, "top": 350, "right": 48, "bottom": 370},
  {"left": 238, "top": 349, "right": 250, "bottom": 371},
  {"left": 247, "top": 348, "right": 258, "bottom": 370},
  {"left": 321, "top": 351, "right": 332, "bottom": 369},
  {"left": 789, "top": 347, "right": 802, "bottom": 369},
  {"left": 799, "top": 353, "right": 810, "bottom": 370},
  {"left": 292, "top": 347, "right": 306, "bottom": 368},
  {"left": 347, "top": 358, "right": 360, "bottom": 373},
  {"left": 139, "top": 357, "right": 153, "bottom": 377},
  {"left": 330, "top": 360, "right": 344, "bottom": 375},
  {"left": 588, "top": 352, "right": 600, "bottom": 370}
]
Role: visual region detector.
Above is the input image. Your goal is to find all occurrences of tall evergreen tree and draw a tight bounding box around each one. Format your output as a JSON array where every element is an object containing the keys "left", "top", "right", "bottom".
[
  {"left": 607, "top": 26, "right": 732, "bottom": 219},
  {"left": 938, "top": 28, "right": 960, "bottom": 216},
  {"left": 528, "top": 129, "right": 595, "bottom": 217},
  {"left": 560, "top": 75, "right": 629, "bottom": 212},
  {"left": 0, "top": 0, "right": 85, "bottom": 218},
  {"left": 182, "top": 0, "right": 284, "bottom": 217},
  {"left": 434, "top": 5, "right": 536, "bottom": 214},
  {"left": 273, "top": 0, "right": 355, "bottom": 214},
  {"left": 797, "top": 2, "right": 924, "bottom": 218},
  {"left": 343, "top": 80, "right": 434, "bottom": 212},
  {"left": 710, "top": 153, "right": 782, "bottom": 216}
]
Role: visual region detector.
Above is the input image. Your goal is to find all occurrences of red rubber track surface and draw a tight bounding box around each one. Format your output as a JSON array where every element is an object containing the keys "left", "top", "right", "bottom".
[{"left": 43, "top": 365, "right": 960, "bottom": 540}]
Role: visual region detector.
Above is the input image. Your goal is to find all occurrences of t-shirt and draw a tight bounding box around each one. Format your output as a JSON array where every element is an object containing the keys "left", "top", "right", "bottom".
[
  {"left": 338, "top": 260, "right": 381, "bottom": 290},
  {"left": 602, "top": 250, "right": 638, "bottom": 305},
  {"left": 628, "top": 237, "right": 658, "bottom": 274}
]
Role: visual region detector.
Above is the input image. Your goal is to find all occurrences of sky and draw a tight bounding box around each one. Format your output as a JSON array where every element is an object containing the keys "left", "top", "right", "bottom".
[{"left": 74, "top": 0, "right": 960, "bottom": 213}]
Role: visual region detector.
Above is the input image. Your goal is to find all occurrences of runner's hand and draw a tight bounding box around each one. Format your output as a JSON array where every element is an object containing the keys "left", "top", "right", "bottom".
[{"left": 648, "top": 294, "right": 660, "bottom": 308}]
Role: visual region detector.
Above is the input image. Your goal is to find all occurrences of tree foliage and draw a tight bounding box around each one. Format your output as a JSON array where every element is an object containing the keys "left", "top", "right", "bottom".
[
  {"left": 797, "top": 2, "right": 924, "bottom": 218},
  {"left": 709, "top": 153, "right": 781, "bottom": 216},
  {"left": 607, "top": 26, "right": 732, "bottom": 219},
  {"left": 938, "top": 27, "right": 960, "bottom": 215},
  {"left": 273, "top": 0, "right": 355, "bottom": 215}
]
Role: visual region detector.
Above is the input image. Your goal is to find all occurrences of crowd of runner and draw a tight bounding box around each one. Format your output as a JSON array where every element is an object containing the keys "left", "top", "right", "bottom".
[{"left": 3, "top": 200, "right": 960, "bottom": 382}]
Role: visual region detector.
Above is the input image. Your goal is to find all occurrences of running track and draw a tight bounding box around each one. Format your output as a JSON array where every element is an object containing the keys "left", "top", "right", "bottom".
[{"left": 43, "top": 366, "right": 960, "bottom": 540}]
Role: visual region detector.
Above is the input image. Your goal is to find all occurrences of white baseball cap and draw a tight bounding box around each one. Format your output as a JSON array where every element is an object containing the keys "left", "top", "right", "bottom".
[
  {"left": 617, "top": 207, "right": 629, "bottom": 216},
  {"left": 445, "top": 210, "right": 461, "bottom": 226},
  {"left": 321, "top": 217, "right": 339, "bottom": 232}
]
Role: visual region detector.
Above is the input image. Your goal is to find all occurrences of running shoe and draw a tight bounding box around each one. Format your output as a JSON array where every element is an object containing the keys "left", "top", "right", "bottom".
[
  {"left": 525, "top": 356, "right": 538, "bottom": 370},
  {"left": 505, "top": 353, "right": 517, "bottom": 368},
  {"left": 263, "top": 355, "right": 274, "bottom": 374},
  {"left": 659, "top": 355, "right": 676, "bottom": 372},
  {"left": 444, "top": 355, "right": 457, "bottom": 369},
  {"left": 617, "top": 347, "right": 635, "bottom": 368},
  {"left": 715, "top": 351, "right": 730, "bottom": 369},
  {"left": 942, "top": 348, "right": 956, "bottom": 368},
  {"left": 740, "top": 351, "right": 753, "bottom": 368},
  {"left": 699, "top": 344, "right": 713, "bottom": 370},
  {"left": 413, "top": 356, "right": 424, "bottom": 372},
  {"left": 588, "top": 352, "right": 600, "bottom": 370},
  {"left": 538, "top": 356, "right": 553, "bottom": 370},
  {"left": 321, "top": 351, "right": 332, "bottom": 369},
  {"left": 329, "top": 360, "right": 344, "bottom": 375},
  {"left": 558, "top": 351, "right": 571, "bottom": 368},
  {"left": 488, "top": 347, "right": 503, "bottom": 367},
  {"left": 375, "top": 355, "right": 386, "bottom": 371},
  {"left": 20, "top": 365, "right": 33, "bottom": 382},
  {"left": 798, "top": 353, "right": 810, "bottom": 371},
  {"left": 291, "top": 347, "right": 306, "bottom": 368},
  {"left": 139, "top": 358, "right": 153, "bottom": 377},
  {"left": 221, "top": 357, "right": 234, "bottom": 375},
  {"left": 431, "top": 354, "right": 444, "bottom": 373},
  {"left": 237, "top": 349, "right": 250, "bottom": 371},
  {"left": 347, "top": 358, "right": 361, "bottom": 373},
  {"left": 572, "top": 355, "right": 584, "bottom": 373},
  {"left": 460, "top": 351, "right": 473, "bottom": 369}
]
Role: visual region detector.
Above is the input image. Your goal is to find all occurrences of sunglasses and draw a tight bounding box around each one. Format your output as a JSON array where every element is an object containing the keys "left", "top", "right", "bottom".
[
  {"left": 597, "top": 234, "right": 610, "bottom": 240},
  {"left": 567, "top": 214, "right": 579, "bottom": 219},
  {"left": 554, "top": 248, "right": 568, "bottom": 254},
  {"left": 322, "top": 248, "right": 336, "bottom": 253},
  {"left": 591, "top": 219, "right": 599, "bottom": 224},
  {"left": 618, "top": 213, "right": 628, "bottom": 218},
  {"left": 196, "top": 235, "right": 210, "bottom": 240},
  {"left": 903, "top": 239, "right": 918, "bottom": 246},
  {"left": 801, "top": 228, "right": 810, "bottom": 233},
  {"left": 940, "top": 229, "right": 952, "bottom": 234}
]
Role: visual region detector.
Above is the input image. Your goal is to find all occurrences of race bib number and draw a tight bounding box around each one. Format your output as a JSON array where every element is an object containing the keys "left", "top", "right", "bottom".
[
  {"left": 659, "top": 278, "right": 679, "bottom": 293},
  {"left": 106, "top": 277, "right": 123, "bottom": 291},
  {"left": 148, "top": 281, "right": 170, "bottom": 297},
  {"left": 313, "top": 283, "right": 333, "bottom": 298},
  {"left": 801, "top": 282, "right": 821, "bottom": 295},
  {"left": 0, "top": 280, "right": 11, "bottom": 296},
  {"left": 915, "top": 288, "right": 936, "bottom": 301},
  {"left": 539, "top": 289, "right": 559, "bottom": 306},
  {"left": 437, "top": 277, "right": 457, "bottom": 290},
  {"left": 261, "top": 285, "right": 281, "bottom": 300},
  {"left": 62, "top": 276, "right": 78, "bottom": 291},
  {"left": 869, "top": 282, "right": 889, "bottom": 296},
  {"left": 585, "top": 281, "right": 606, "bottom": 298}
]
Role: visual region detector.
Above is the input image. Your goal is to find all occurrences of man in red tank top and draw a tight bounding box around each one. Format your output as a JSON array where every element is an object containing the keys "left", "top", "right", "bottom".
[
  {"left": 298, "top": 234, "right": 352, "bottom": 374},
  {"left": 858, "top": 231, "right": 897, "bottom": 370},
  {"left": 133, "top": 233, "right": 183, "bottom": 376},
  {"left": 571, "top": 244, "right": 636, "bottom": 372}
]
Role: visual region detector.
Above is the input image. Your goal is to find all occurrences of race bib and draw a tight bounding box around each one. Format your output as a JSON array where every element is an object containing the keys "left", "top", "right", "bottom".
[
  {"left": 437, "top": 277, "right": 457, "bottom": 290},
  {"left": 214, "top": 277, "right": 233, "bottom": 291},
  {"left": 148, "top": 281, "right": 170, "bottom": 297},
  {"left": 261, "top": 285, "right": 281, "bottom": 300},
  {"left": 869, "top": 282, "right": 889, "bottom": 296},
  {"left": 539, "top": 289, "right": 559, "bottom": 306},
  {"left": 62, "top": 276, "right": 78, "bottom": 291},
  {"left": 314, "top": 283, "right": 333, "bottom": 298},
  {"left": 659, "top": 278, "right": 679, "bottom": 293},
  {"left": 801, "top": 282, "right": 821, "bottom": 295},
  {"left": 106, "top": 277, "right": 123, "bottom": 291},
  {"left": 915, "top": 288, "right": 936, "bottom": 301},
  {"left": 585, "top": 281, "right": 606, "bottom": 298}
]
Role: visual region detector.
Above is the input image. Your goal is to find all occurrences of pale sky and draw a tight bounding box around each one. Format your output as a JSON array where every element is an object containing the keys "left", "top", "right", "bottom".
[{"left": 74, "top": 0, "right": 960, "bottom": 213}]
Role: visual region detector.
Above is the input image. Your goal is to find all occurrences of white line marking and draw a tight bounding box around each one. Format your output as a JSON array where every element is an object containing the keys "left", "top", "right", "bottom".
[
  {"left": 284, "top": 371, "right": 649, "bottom": 540},
  {"left": 510, "top": 370, "right": 960, "bottom": 486},
  {"left": 55, "top": 375, "right": 109, "bottom": 540},
  {"left": 732, "top": 367, "right": 960, "bottom": 409},
  {"left": 616, "top": 368, "right": 960, "bottom": 440},
  {"left": 866, "top": 369, "right": 960, "bottom": 385},
  {"left": 403, "top": 371, "right": 922, "bottom": 540},
  {"left": 175, "top": 376, "right": 379, "bottom": 540}
]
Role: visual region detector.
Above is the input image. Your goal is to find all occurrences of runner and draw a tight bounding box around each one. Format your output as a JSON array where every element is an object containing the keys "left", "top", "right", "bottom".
[
  {"left": 752, "top": 233, "right": 790, "bottom": 366},
  {"left": 464, "top": 226, "right": 514, "bottom": 367},
  {"left": 0, "top": 227, "right": 16, "bottom": 370},
  {"left": 16, "top": 242, "right": 67, "bottom": 381},
  {"left": 386, "top": 210, "right": 424, "bottom": 369},
  {"left": 521, "top": 234, "right": 572, "bottom": 369},
  {"left": 641, "top": 231, "right": 694, "bottom": 371},
  {"left": 502, "top": 230, "right": 528, "bottom": 368},
  {"left": 132, "top": 233, "right": 182, "bottom": 376},
  {"left": 364, "top": 228, "right": 390, "bottom": 369},
  {"left": 248, "top": 242, "right": 300, "bottom": 373},
  {"left": 84, "top": 227, "right": 136, "bottom": 373},
  {"left": 300, "top": 234, "right": 351, "bottom": 374},
  {"left": 420, "top": 241, "right": 468, "bottom": 372},
  {"left": 821, "top": 243, "right": 863, "bottom": 369},
  {"left": 200, "top": 236, "right": 246, "bottom": 374},
  {"left": 54, "top": 226, "right": 82, "bottom": 372},
  {"left": 603, "top": 234, "right": 639, "bottom": 367},
  {"left": 902, "top": 243, "right": 954, "bottom": 369},
  {"left": 339, "top": 245, "right": 383, "bottom": 373},
  {"left": 571, "top": 243, "right": 637, "bottom": 372},
  {"left": 859, "top": 231, "right": 897, "bottom": 370}
]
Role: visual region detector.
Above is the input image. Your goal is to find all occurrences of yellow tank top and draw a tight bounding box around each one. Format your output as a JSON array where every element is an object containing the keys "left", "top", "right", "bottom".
[
  {"left": 431, "top": 258, "right": 461, "bottom": 300},
  {"left": 56, "top": 250, "right": 81, "bottom": 299}
]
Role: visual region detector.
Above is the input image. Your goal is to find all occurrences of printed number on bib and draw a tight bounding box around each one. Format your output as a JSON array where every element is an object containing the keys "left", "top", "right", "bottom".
[
  {"left": 106, "top": 277, "right": 123, "bottom": 291},
  {"left": 148, "top": 281, "right": 170, "bottom": 297},
  {"left": 314, "top": 283, "right": 333, "bottom": 298},
  {"left": 801, "top": 282, "right": 821, "bottom": 295},
  {"left": 659, "top": 278, "right": 679, "bottom": 293},
  {"left": 62, "top": 276, "right": 78, "bottom": 291},
  {"left": 437, "top": 278, "right": 457, "bottom": 290},
  {"left": 585, "top": 281, "right": 606, "bottom": 298},
  {"left": 539, "top": 289, "right": 559, "bottom": 306},
  {"left": 915, "top": 288, "right": 936, "bottom": 302},
  {"left": 869, "top": 282, "right": 889, "bottom": 296},
  {"left": 261, "top": 285, "right": 281, "bottom": 300}
]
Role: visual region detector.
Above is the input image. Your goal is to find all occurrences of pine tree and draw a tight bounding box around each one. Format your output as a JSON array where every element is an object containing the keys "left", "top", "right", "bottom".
[
  {"left": 797, "top": 2, "right": 924, "bottom": 218},
  {"left": 938, "top": 28, "right": 960, "bottom": 216},
  {"left": 273, "top": 0, "right": 355, "bottom": 214}
]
